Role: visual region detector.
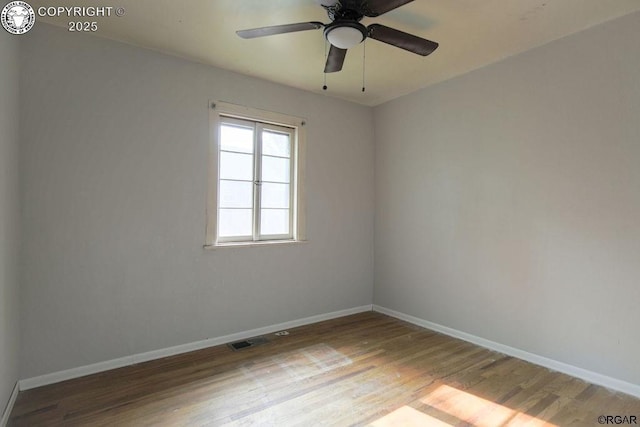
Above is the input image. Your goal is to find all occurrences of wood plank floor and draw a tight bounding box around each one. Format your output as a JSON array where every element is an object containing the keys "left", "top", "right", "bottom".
[{"left": 9, "top": 312, "right": 640, "bottom": 426}]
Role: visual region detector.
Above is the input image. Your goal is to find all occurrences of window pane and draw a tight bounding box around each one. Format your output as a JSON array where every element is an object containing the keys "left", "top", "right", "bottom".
[
  {"left": 263, "top": 131, "right": 290, "bottom": 158},
  {"left": 261, "top": 183, "right": 290, "bottom": 209},
  {"left": 261, "top": 209, "right": 290, "bottom": 236},
  {"left": 220, "top": 180, "right": 253, "bottom": 209},
  {"left": 261, "top": 156, "right": 290, "bottom": 183},
  {"left": 220, "top": 152, "right": 253, "bottom": 181},
  {"left": 221, "top": 124, "right": 254, "bottom": 153},
  {"left": 219, "top": 208, "right": 252, "bottom": 237}
]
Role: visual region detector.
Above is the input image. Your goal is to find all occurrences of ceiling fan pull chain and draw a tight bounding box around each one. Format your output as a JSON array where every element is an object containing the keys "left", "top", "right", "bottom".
[
  {"left": 323, "top": 39, "right": 328, "bottom": 90},
  {"left": 362, "top": 39, "right": 366, "bottom": 93}
]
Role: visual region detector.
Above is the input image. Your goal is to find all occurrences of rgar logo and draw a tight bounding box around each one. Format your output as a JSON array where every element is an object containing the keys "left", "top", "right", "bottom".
[{"left": 1, "top": 1, "right": 35, "bottom": 34}]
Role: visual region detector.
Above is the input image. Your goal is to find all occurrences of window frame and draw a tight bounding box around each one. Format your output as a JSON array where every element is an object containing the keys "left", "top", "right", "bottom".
[{"left": 205, "top": 101, "right": 307, "bottom": 248}]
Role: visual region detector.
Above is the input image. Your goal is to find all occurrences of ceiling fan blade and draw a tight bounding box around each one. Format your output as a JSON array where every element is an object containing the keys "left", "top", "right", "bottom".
[
  {"left": 367, "top": 24, "right": 438, "bottom": 56},
  {"left": 237, "top": 22, "right": 324, "bottom": 39},
  {"left": 324, "top": 45, "right": 347, "bottom": 73},
  {"left": 359, "top": 0, "right": 414, "bottom": 17}
]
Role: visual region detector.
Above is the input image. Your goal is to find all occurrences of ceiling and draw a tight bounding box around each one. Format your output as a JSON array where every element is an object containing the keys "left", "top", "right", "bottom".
[{"left": 30, "top": 0, "right": 640, "bottom": 106}]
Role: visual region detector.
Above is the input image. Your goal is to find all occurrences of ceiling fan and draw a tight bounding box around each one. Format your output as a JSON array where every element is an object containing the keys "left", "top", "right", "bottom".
[{"left": 236, "top": 0, "right": 439, "bottom": 73}]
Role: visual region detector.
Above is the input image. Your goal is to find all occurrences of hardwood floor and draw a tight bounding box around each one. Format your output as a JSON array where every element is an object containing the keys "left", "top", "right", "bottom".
[{"left": 9, "top": 312, "right": 640, "bottom": 426}]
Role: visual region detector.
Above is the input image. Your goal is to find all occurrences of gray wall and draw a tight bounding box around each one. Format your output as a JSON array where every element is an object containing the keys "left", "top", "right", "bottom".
[
  {"left": 374, "top": 12, "right": 640, "bottom": 385},
  {"left": 19, "top": 24, "right": 374, "bottom": 378},
  {"left": 0, "top": 34, "right": 21, "bottom": 412}
]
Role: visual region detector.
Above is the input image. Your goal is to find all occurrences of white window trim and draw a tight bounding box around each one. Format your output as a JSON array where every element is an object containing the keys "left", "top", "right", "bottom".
[{"left": 205, "top": 101, "right": 307, "bottom": 248}]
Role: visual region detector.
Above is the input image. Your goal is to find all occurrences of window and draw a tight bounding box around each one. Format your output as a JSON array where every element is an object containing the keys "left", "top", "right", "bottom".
[{"left": 206, "top": 102, "right": 306, "bottom": 247}]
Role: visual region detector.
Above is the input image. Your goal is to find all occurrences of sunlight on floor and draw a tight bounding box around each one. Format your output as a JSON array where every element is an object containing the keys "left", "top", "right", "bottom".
[
  {"left": 371, "top": 384, "right": 558, "bottom": 426},
  {"left": 370, "top": 406, "right": 452, "bottom": 426},
  {"left": 240, "top": 343, "right": 353, "bottom": 384}
]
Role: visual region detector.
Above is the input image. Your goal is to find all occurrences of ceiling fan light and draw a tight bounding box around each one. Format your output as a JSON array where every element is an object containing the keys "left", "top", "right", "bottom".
[{"left": 325, "top": 25, "right": 365, "bottom": 49}]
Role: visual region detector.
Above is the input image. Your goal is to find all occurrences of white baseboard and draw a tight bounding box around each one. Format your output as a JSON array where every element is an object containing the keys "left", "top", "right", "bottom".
[
  {"left": 19, "top": 305, "right": 373, "bottom": 391},
  {"left": 373, "top": 305, "right": 640, "bottom": 399},
  {"left": 1, "top": 382, "right": 19, "bottom": 427}
]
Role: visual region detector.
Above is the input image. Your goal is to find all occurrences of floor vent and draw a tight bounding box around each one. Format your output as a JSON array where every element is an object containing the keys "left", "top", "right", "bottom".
[{"left": 228, "top": 336, "right": 269, "bottom": 351}]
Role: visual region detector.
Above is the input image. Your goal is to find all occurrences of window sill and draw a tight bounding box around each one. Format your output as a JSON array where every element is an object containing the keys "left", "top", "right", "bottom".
[{"left": 203, "top": 240, "right": 307, "bottom": 250}]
